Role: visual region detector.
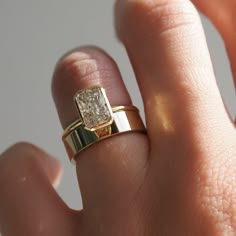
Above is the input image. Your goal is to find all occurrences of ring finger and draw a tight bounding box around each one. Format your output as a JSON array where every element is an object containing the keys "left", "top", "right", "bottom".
[{"left": 52, "top": 46, "right": 149, "bottom": 231}]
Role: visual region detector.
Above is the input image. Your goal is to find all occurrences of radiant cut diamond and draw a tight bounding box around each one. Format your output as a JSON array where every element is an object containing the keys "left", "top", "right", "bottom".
[{"left": 74, "top": 86, "right": 113, "bottom": 131}]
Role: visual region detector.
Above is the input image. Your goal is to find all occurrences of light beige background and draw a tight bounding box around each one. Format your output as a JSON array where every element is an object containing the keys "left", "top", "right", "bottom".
[{"left": 0, "top": 1, "right": 235, "bottom": 210}]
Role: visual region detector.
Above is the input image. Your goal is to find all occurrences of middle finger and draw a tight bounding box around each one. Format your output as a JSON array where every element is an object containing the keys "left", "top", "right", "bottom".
[{"left": 115, "top": 0, "right": 229, "bottom": 156}]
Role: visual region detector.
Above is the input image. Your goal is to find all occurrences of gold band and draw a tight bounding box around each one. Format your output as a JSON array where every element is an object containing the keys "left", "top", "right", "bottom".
[
  {"left": 62, "top": 86, "right": 146, "bottom": 163},
  {"left": 62, "top": 106, "right": 146, "bottom": 163}
]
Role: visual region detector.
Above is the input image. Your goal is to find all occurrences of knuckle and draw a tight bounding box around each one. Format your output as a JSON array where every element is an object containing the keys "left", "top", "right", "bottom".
[
  {"left": 147, "top": 1, "right": 198, "bottom": 34},
  {"left": 118, "top": 0, "right": 200, "bottom": 39},
  {"left": 58, "top": 52, "right": 99, "bottom": 80},
  {"left": 53, "top": 48, "right": 115, "bottom": 86}
]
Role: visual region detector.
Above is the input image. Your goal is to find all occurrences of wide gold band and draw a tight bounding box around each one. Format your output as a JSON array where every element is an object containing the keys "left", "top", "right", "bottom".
[{"left": 62, "top": 106, "right": 146, "bottom": 163}]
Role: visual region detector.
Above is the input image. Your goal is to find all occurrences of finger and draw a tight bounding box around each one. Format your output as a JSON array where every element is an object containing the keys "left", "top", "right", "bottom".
[
  {"left": 115, "top": 1, "right": 236, "bottom": 233},
  {"left": 0, "top": 142, "right": 76, "bottom": 236},
  {"left": 52, "top": 47, "right": 149, "bottom": 225},
  {"left": 191, "top": 0, "right": 236, "bottom": 85},
  {"left": 115, "top": 0, "right": 233, "bottom": 153}
]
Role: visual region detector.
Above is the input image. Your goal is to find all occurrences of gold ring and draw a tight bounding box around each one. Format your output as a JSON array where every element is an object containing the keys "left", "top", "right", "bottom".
[{"left": 62, "top": 86, "right": 146, "bottom": 163}]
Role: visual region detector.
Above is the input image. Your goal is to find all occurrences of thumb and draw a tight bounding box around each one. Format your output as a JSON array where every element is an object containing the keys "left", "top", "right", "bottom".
[{"left": 0, "top": 142, "right": 76, "bottom": 236}]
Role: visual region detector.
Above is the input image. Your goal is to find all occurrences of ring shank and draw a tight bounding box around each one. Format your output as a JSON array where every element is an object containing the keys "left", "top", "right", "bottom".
[{"left": 63, "top": 107, "right": 146, "bottom": 163}]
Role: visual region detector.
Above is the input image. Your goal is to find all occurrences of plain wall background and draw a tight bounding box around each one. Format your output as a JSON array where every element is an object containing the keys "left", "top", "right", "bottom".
[{"left": 0, "top": 1, "right": 235, "bottom": 210}]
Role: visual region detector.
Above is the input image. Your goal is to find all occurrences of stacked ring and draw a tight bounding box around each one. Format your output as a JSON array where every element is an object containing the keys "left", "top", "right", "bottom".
[{"left": 62, "top": 86, "right": 146, "bottom": 163}]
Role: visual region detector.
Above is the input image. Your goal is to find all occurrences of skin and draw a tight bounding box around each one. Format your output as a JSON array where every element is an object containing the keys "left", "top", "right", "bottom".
[{"left": 0, "top": 0, "right": 236, "bottom": 235}]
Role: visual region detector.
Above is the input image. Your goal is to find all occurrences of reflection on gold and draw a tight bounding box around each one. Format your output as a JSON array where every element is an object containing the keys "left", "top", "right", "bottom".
[{"left": 147, "top": 94, "right": 176, "bottom": 134}]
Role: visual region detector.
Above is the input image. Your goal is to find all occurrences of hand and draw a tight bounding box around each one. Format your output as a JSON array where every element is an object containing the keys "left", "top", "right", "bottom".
[{"left": 1, "top": 0, "right": 236, "bottom": 235}]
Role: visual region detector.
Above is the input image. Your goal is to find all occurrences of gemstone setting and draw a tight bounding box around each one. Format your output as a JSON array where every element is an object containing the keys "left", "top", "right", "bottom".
[{"left": 74, "top": 86, "right": 113, "bottom": 131}]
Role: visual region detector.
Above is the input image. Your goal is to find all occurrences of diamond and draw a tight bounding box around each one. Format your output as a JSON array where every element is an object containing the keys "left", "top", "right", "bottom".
[{"left": 74, "top": 86, "right": 113, "bottom": 131}]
